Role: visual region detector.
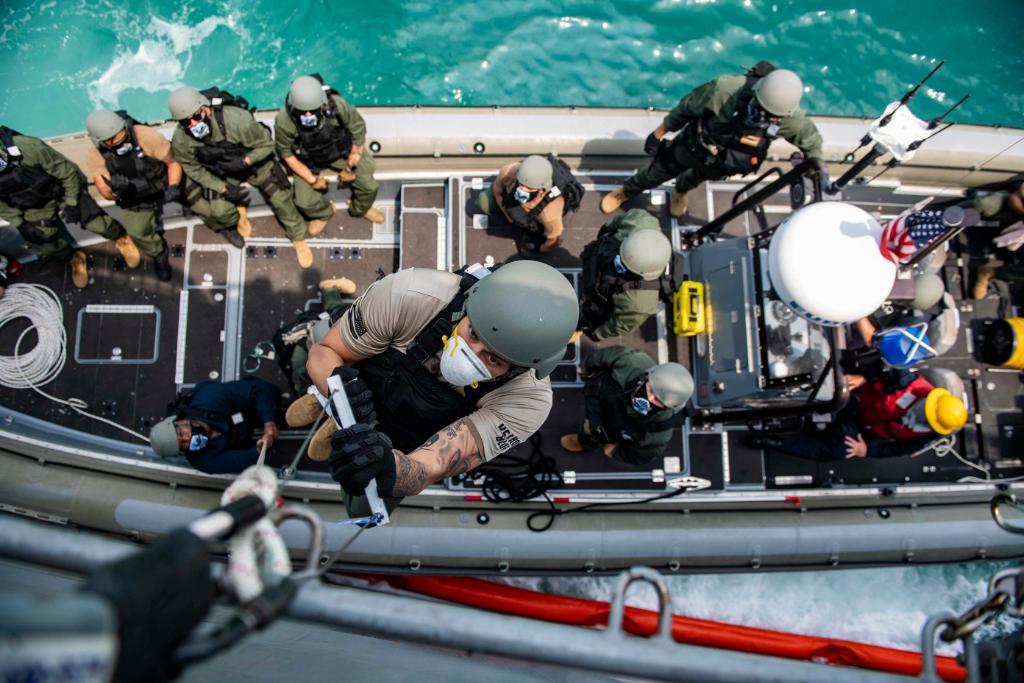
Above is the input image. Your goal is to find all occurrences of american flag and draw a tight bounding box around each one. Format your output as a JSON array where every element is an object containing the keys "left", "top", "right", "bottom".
[{"left": 879, "top": 209, "right": 947, "bottom": 264}]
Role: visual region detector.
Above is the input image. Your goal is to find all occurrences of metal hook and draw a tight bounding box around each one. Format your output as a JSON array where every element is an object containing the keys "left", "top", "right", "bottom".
[
  {"left": 607, "top": 566, "right": 674, "bottom": 642},
  {"left": 273, "top": 504, "right": 325, "bottom": 581},
  {"left": 991, "top": 493, "right": 1024, "bottom": 535}
]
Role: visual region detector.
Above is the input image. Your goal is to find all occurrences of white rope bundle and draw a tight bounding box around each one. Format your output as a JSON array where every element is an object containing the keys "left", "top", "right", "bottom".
[
  {"left": 0, "top": 283, "right": 148, "bottom": 442},
  {"left": 0, "top": 283, "right": 67, "bottom": 389}
]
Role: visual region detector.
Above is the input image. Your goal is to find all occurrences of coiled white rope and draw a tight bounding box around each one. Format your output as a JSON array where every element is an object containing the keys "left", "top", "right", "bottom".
[{"left": 0, "top": 283, "right": 149, "bottom": 442}]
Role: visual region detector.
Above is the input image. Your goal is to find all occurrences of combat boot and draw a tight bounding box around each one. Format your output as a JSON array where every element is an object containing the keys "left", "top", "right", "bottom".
[
  {"left": 670, "top": 190, "right": 689, "bottom": 217},
  {"left": 308, "top": 420, "right": 335, "bottom": 461},
  {"left": 286, "top": 394, "right": 322, "bottom": 428},
  {"left": 153, "top": 249, "right": 172, "bottom": 283},
  {"left": 114, "top": 235, "right": 141, "bottom": 268},
  {"left": 560, "top": 434, "right": 584, "bottom": 452},
  {"left": 361, "top": 207, "right": 385, "bottom": 224},
  {"left": 220, "top": 229, "right": 244, "bottom": 248},
  {"left": 307, "top": 202, "right": 335, "bottom": 237},
  {"left": 600, "top": 188, "right": 627, "bottom": 214},
  {"left": 974, "top": 264, "right": 996, "bottom": 299},
  {"left": 319, "top": 277, "right": 357, "bottom": 295},
  {"left": 294, "top": 239, "right": 313, "bottom": 269},
  {"left": 70, "top": 251, "right": 89, "bottom": 289},
  {"left": 236, "top": 206, "right": 252, "bottom": 238}
]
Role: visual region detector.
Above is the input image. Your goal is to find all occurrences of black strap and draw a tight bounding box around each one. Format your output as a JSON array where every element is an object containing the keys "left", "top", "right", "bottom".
[{"left": 401, "top": 269, "right": 485, "bottom": 369}]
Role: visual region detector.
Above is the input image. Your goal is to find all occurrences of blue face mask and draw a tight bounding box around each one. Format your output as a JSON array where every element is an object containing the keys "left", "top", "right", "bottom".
[
  {"left": 113, "top": 142, "right": 134, "bottom": 156},
  {"left": 299, "top": 112, "right": 319, "bottom": 127},
  {"left": 189, "top": 120, "right": 211, "bottom": 139},
  {"left": 631, "top": 396, "right": 651, "bottom": 416},
  {"left": 613, "top": 254, "right": 628, "bottom": 274},
  {"left": 514, "top": 186, "right": 533, "bottom": 204},
  {"left": 188, "top": 433, "right": 209, "bottom": 451}
]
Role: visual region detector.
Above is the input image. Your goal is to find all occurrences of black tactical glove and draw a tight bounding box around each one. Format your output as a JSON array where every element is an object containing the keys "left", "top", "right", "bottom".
[
  {"left": 83, "top": 529, "right": 214, "bottom": 683},
  {"left": 108, "top": 174, "right": 134, "bottom": 198},
  {"left": 61, "top": 203, "right": 81, "bottom": 224},
  {"left": 328, "top": 423, "right": 397, "bottom": 497},
  {"left": 329, "top": 366, "right": 376, "bottom": 424},
  {"left": 643, "top": 132, "right": 661, "bottom": 156},
  {"left": 163, "top": 183, "right": 184, "bottom": 205},
  {"left": 222, "top": 184, "right": 250, "bottom": 206},
  {"left": 220, "top": 156, "right": 251, "bottom": 176}
]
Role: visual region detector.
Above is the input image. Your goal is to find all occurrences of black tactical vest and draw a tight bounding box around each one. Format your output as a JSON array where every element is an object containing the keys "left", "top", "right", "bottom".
[
  {"left": 0, "top": 127, "right": 65, "bottom": 209},
  {"left": 193, "top": 106, "right": 256, "bottom": 179},
  {"left": 584, "top": 371, "right": 686, "bottom": 444},
  {"left": 354, "top": 270, "right": 511, "bottom": 453},
  {"left": 98, "top": 113, "right": 167, "bottom": 208},
  {"left": 289, "top": 99, "right": 353, "bottom": 171}
]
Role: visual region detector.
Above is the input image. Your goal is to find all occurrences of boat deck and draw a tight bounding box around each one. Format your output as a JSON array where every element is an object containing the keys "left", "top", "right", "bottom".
[{"left": 2, "top": 168, "right": 1022, "bottom": 495}]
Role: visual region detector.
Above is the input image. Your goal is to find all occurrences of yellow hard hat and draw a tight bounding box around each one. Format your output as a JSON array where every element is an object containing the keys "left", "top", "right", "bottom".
[{"left": 924, "top": 388, "right": 967, "bottom": 435}]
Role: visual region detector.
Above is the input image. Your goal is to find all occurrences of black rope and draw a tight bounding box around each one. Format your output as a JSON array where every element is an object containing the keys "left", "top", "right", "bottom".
[
  {"left": 525, "top": 485, "right": 692, "bottom": 533},
  {"left": 475, "top": 433, "right": 563, "bottom": 504}
]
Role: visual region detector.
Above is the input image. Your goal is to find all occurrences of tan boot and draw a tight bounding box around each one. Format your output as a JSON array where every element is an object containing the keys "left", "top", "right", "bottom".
[
  {"left": 974, "top": 265, "right": 996, "bottom": 299},
  {"left": 670, "top": 190, "right": 689, "bottom": 218},
  {"left": 286, "top": 394, "right": 323, "bottom": 428},
  {"left": 560, "top": 434, "right": 584, "bottom": 452},
  {"left": 70, "top": 251, "right": 89, "bottom": 289},
  {"left": 319, "top": 277, "right": 357, "bottom": 295},
  {"left": 114, "top": 235, "right": 141, "bottom": 269},
  {"left": 236, "top": 205, "right": 252, "bottom": 238},
  {"left": 307, "top": 419, "right": 335, "bottom": 461},
  {"left": 308, "top": 201, "right": 335, "bottom": 237},
  {"left": 294, "top": 239, "right": 313, "bottom": 269},
  {"left": 600, "top": 188, "right": 627, "bottom": 214},
  {"left": 361, "top": 207, "right": 385, "bottom": 224}
]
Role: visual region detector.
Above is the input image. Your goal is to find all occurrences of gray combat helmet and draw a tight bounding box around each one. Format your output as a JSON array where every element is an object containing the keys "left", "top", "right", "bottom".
[
  {"left": 753, "top": 69, "right": 803, "bottom": 117},
  {"left": 464, "top": 261, "right": 579, "bottom": 379},
  {"left": 911, "top": 272, "right": 945, "bottom": 310},
  {"left": 168, "top": 87, "right": 210, "bottom": 121},
  {"left": 85, "top": 109, "right": 127, "bottom": 145},
  {"left": 618, "top": 211, "right": 672, "bottom": 280},
  {"left": 149, "top": 416, "right": 181, "bottom": 457},
  {"left": 289, "top": 75, "right": 328, "bottom": 112},
  {"left": 516, "top": 155, "right": 554, "bottom": 191},
  {"left": 648, "top": 362, "right": 694, "bottom": 411}
]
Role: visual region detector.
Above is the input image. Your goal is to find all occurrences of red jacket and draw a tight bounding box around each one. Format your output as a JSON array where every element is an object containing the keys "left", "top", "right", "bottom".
[{"left": 856, "top": 375, "right": 935, "bottom": 441}]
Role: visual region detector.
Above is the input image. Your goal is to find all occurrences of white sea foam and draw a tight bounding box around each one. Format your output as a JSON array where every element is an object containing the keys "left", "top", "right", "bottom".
[{"left": 87, "top": 15, "right": 238, "bottom": 110}]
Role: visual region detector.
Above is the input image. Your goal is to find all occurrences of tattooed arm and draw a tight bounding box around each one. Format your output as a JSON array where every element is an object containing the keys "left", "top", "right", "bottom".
[{"left": 391, "top": 419, "right": 484, "bottom": 496}]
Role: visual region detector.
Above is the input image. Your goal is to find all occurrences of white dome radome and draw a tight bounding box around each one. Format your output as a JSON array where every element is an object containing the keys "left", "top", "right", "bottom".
[{"left": 767, "top": 202, "right": 896, "bottom": 326}]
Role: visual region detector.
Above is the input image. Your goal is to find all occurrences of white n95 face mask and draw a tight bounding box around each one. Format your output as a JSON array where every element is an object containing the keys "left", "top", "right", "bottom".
[{"left": 439, "top": 325, "right": 492, "bottom": 387}]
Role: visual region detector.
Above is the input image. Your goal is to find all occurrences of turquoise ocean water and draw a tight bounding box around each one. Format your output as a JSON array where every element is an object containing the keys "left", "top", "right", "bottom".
[
  {"left": 2, "top": 0, "right": 1023, "bottom": 656},
  {"left": 0, "top": 0, "right": 1021, "bottom": 136}
]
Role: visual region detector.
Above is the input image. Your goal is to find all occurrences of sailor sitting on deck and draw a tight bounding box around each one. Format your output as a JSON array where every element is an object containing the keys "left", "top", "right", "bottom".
[
  {"left": 148, "top": 377, "right": 282, "bottom": 474},
  {"left": 291, "top": 261, "right": 578, "bottom": 517},
  {"left": 560, "top": 346, "right": 693, "bottom": 466},
  {"left": 747, "top": 368, "right": 967, "bottom": 461},
  {"left": 474, "top": 154, "right": 584, "bottom": 258}
]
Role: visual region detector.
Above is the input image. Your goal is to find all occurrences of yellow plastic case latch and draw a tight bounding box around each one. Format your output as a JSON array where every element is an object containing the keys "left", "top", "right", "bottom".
[{"left": 673, "top": 281, "right": 706, "bottom": 336}]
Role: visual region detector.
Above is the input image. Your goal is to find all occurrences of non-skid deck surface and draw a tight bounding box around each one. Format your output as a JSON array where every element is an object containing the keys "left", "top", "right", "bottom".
[{"left": 3, "top": 169, "right": 1023, "bottom": 494}]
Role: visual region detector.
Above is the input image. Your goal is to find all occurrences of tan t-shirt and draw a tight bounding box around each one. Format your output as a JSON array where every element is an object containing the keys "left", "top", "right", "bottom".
[
  {"left": 493, "top": 162, "right": 565, "bottom": 239},
  {"left": 84, "top": 124, "right": 175, "bottom": 180},
  {"left": 335, "top": 268, "right": 553, "bottom": 461}
]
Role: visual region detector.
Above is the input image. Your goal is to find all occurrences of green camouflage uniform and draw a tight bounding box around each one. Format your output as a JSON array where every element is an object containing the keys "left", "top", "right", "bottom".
[
  {"left": 623, "top": 74, "right": 824, "bottom": 198},
  {"left": 172, "top": 106, "right": 307, "bottom": 240},
  {"left": 274, "top": 94, "right": 379, "bottom": 218},
  {"left": 0, "top": 134, "right": 124, "bottom": 260},
  {"left": 579, "top": 346, "right": 679, "bottom": 466}
]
